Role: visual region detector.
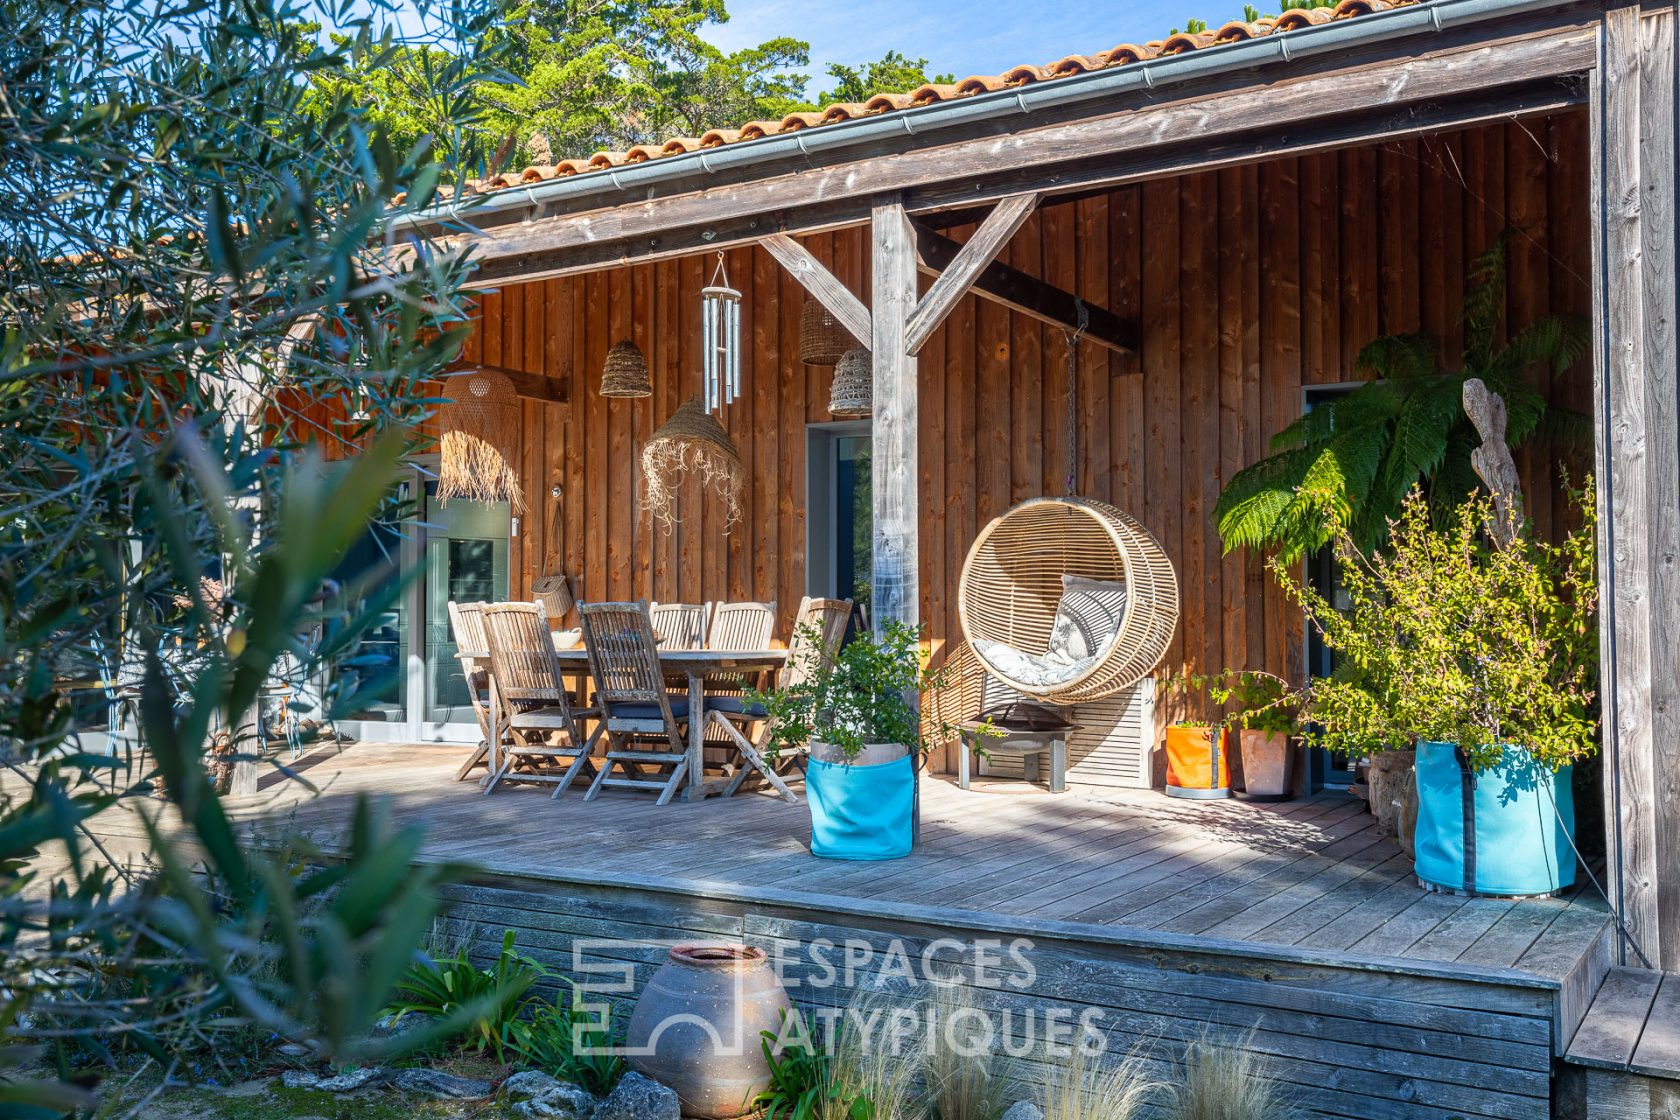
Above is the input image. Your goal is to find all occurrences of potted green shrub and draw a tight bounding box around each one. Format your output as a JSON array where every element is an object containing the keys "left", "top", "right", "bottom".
[
  {"left": 1279, "top": 487, "right": 1598, "bottom": 896},
  {"left": 758, "top": 621, "right": 962, "bottom": 861},
  {"left": 1211, "top": 671, "right": 1299, "bottom": 802}
]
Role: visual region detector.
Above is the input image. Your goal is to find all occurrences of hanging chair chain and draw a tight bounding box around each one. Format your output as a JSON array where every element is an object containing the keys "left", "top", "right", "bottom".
[{"left": 1063, "top": 298, "right": 1089, "bottom": 496}]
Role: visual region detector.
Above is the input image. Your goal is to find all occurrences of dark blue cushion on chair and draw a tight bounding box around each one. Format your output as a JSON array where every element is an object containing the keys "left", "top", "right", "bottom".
[
  {"left": 706, "top": 695, "right": 769, "bottom": 719},
  {"left": 609, "top": 695, "right": 689, "bottom": 720}
]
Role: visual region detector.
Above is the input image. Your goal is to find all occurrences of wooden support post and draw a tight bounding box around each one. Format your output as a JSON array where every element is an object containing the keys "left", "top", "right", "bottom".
[
  {"left": 871, "top": 201, "right": 919, "bottom": 635},
  {"left": 760, "top": 233, "right": 873, "bottom": 348},
  {"left": 1591, "top": 2, "right": 1679, "bottom": 970},
  {"left": 905, "top": 192, "right": 1039, "bottom": 354}
]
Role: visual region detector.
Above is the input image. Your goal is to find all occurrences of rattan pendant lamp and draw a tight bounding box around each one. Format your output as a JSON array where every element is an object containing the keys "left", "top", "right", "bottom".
[{"left": 955, "top": 314, "right": 1177, "bottom": 704}]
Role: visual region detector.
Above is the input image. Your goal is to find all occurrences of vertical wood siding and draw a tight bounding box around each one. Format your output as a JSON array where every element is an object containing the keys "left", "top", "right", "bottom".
[{"left": 284, "top": 115, "right": 1592, "bottom": 734}]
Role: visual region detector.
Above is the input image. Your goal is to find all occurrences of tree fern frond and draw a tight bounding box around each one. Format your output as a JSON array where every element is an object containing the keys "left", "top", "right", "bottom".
[
  {"left": 1537, "top": 406, "right": 1594, "bottom": 461},
  {"left": 1371, "top": 380, "right": 1459, "bottom": 518},
  {"left": 1461, "top": 232, "right": 1510, "bottom": 363},
  {"left": 1217, "top": 488, "right": 1299, "bottom": 555},
  {"left": 1356, "top": 332, "right": 1438, "bottom": 388}
]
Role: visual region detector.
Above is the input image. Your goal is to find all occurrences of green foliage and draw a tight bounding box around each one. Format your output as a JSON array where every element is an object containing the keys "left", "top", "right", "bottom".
[
  {"left": 1, "top": 0, "right": 503, "bottom": 1107},
  {"left": 755, "top": 622, "right": 968, "bottom": 762},
  {"left": 756, "top": 1012, "right": 850, "bottom": 1120},
  {"left": 1214, "top": 235, "right": 1590, "bottom": 561},
  {"left": 1163, "top": 670, "right": 1299, "bottom": 734},
  {"left": 503, "top": 990, "right": 625, "bottom": 1096},
  {"left": 1278, "top": 487, "right": 1599, "bottom": 771},
  {"left": 385, "top": 929, "right": 546, "bottom": 1063},
  {"left": 812, "top": 51, "right": 954, "bottom": 106}
]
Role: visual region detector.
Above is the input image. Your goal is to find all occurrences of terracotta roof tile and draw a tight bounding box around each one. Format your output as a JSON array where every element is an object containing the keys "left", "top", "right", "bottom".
[
  {"left": 1000, "top": 63, "right": 1050, "bottom": 84},
  {"left": 863, "top": 92, "right": 917, "bottom": 113},
  {"left": 1098, "top": 43, "right": 1160, "bottom": 65},
  {"left": 1272, "top": 6, "right": 1335, "bottom": 30},
  {"left": 458, "top": 1, "right": 1418, "bottom": 197},
  {"left": 1157, "top": 31, "right": 1218, "bottom": 54}
]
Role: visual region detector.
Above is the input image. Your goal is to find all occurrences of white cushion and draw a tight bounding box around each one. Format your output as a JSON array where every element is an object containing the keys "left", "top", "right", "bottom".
[{"left": 973, "top": 638, "right": 1096, "bottom": 689}]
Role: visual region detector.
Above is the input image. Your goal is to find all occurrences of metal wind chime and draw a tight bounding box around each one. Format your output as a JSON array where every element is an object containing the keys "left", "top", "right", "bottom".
[{"left": 701, "top": 252, "right": 741, "bottom": 412}]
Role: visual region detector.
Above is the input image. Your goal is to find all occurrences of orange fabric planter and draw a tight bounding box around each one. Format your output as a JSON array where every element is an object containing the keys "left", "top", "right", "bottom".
[{"left": 1165, "top": 725, "right": 1229, "bottom": 799}]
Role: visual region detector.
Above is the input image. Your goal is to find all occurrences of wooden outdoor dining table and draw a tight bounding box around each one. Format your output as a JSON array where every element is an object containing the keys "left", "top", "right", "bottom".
[{"left": 551, "top": 643, "right": 787, "bottom": 801}]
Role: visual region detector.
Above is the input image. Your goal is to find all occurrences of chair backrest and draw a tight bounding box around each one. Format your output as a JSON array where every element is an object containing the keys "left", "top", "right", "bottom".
[
  {"left": 447, "top": 601, "right": 492, "bottom": 710},
  {"left": 577, "top": 601, "right": 669, "bottom": 708},
  {"left": 649, "top": 602, "right": 708, "bottom": 650},
  {"left": 448, "top": 601, "right": 491, "bottom": 660},
  {"left": 480, "top": 601, "right": 571, "bottom": 712},
  {"left": 781, "top": 597, "right": 852, "bottom": 690},
  {"left": 707, "top": 601, "right": 777, "bottom": 650}
]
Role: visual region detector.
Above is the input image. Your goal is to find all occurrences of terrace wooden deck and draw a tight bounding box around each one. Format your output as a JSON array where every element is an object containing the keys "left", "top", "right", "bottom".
[
  {"left": 205, "top": 742, "right": 1607, "bottom": 982},
  {"left": 83, "top": 740, "right": 1615, "bottom": 1118}
]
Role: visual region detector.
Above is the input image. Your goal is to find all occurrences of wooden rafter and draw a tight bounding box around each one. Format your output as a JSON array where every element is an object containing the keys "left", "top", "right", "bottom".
[
  {"left": 912, "top": 222, "right": 1137, "bottom": 355},
  {"left": 905, "top": 192, "right": 1039, "bottom": 355},
  {"left": 444, "top": 362, "right": 568, "bottom": 404},
  {"left": 760, "top": 233, "right": 873, "bottom": 346}
]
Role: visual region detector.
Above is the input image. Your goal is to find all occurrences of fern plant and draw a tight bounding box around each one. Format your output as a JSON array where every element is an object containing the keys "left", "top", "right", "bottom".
[{"left": 1214, "top": 234, "right": 1587, "bottom": 561}]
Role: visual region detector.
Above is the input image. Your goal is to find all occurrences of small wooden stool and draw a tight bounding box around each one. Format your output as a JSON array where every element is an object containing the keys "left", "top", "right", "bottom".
[{"left": 957, "top": 721, "right": 1077, "bottom": 793}]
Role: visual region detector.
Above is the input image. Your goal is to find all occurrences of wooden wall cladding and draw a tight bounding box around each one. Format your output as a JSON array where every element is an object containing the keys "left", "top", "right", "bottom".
[{"left": 302, "top": 114, "right": 1593, "bottom": 720}]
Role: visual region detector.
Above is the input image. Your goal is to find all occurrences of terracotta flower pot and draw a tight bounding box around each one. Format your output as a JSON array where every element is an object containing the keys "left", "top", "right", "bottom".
[
  {"left": 626, "top": 944, "right": 793, "bottom": 1119},
  {"left": 1235, "top": 730, "right": 1294, "bottom": 802},
  {"left": 1164, "top": 725, "right": 1229, "bottom": 800}
]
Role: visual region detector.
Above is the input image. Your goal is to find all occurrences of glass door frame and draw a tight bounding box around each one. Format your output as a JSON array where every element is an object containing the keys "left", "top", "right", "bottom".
[
  {"left": 333, "top": 457, "right": 506, "bottom": 745},
  {"left": 805, "top": 420, "right": 872, "bottom": 607}
]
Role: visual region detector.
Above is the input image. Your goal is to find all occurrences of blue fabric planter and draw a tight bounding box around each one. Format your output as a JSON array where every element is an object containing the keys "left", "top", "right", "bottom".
[
  {"left": 1413, "top": 740, "right": 1575, "bottom": 896},
  {"left": 806, "top": 753, "right": 915, "bottom": 860}
]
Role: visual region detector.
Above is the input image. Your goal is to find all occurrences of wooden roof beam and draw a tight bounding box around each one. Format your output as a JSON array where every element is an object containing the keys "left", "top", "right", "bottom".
[
  {"left": 905, "top": 192, "right": 1039, "bottom": 355},
  {"left": 912, "top": 221, "right": 1137, "bottom": 356},
  {"left": 760, "top": 233, "right": 873, "bottom": 347},
  {"left": 444, "top": 362, "right": 568, "bottom": 404}
]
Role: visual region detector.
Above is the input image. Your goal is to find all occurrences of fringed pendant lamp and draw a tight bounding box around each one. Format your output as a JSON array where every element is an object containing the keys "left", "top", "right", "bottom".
[
  {"left": 439, "top": 369, "right": 526, "bottom": 511},
  {"left": 827, "top": 348, "right": 873, "bottom": 418},
  {"left": 799, "top": 300, "right": 852, "bottom": 365},
  {"left": 641, "top": 397, "right": 744, "bottom": 532},
  {"left": 701, "top": 252, "right": 741, "bottom": 412},
  {"left": 601, "top": 339, "right": 651, "bottom": 398}
]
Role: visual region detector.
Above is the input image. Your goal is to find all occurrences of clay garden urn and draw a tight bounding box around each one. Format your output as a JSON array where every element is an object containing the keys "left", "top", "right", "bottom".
[{"left": 626, "top": 943, "right": 792, "bottom": 1119}]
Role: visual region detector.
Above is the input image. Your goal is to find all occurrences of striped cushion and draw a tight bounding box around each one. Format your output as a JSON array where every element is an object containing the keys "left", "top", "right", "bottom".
[{"left": 1047, "top": 574, "right": 1128, "bottom": 663}]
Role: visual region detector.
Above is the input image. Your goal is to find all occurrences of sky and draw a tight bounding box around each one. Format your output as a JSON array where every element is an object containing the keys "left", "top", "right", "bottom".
[
  {"left": 708, "top": 0, "right": 1254, "bottom": 84},
  {"left": 343, "top": 0, "right": 1256, "bottom": 96}
]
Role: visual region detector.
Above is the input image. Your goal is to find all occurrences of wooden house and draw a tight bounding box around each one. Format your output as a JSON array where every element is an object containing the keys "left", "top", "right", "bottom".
[{"left": 263, "top": 1, "right": 1679, "bottom": 1113}]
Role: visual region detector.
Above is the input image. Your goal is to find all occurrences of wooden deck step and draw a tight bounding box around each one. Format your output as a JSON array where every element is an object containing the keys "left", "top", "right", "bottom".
[{"left": 1566, "top": 966, "right": 1680, "bottom": 1078}]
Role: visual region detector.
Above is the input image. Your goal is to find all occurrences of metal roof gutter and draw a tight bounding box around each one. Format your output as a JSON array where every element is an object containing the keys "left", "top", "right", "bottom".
[{"left": 397, "top": 0, "right": 1582, "bottom": 233}]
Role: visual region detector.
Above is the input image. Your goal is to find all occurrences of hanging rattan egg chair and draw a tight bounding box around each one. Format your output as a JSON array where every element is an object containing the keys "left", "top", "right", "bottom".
[{"left": 957, "top": 496, "right": 1179, "bottom": 705}]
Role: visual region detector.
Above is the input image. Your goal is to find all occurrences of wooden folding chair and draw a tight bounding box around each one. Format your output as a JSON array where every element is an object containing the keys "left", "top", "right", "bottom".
[
  {"left": 480, "top": 601, "right": 602, "bottom": 796},
  {"left": 708, "top": 596, "right": 852, "bottom": 801},
  {"left": 447, "top": 601, "right": 500, "bottom": 782},
  {"left": 578, "top": 601, "right": 691, "bottom": 806},
  {"left": 705, "top": 601, "right": 777, "bottom": 649},
  {"left": 649, "top": 602, "right": 708, "bottom": 650}
]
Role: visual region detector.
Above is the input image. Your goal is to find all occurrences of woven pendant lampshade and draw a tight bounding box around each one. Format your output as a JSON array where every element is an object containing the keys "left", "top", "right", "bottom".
[
  {"left": 827, "top": 348, "right": 873, "bottom": 418},
  {"left": 799, "top": 300, "right": 852, "bottom": 365},
  {"left": 601, "top": 339, "right": 652, "bottom": 398},
  {"left": 439, "top": 370, "right": 526, "bottom": 511},
  {"left": 641, "top": 396, "right": 744, "bottom": 532}
]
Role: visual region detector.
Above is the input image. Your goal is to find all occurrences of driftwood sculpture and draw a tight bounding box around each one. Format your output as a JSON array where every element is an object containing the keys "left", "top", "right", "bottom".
[{"left": 1463, "top": 377, "right": 1525, "bottom": 550}]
